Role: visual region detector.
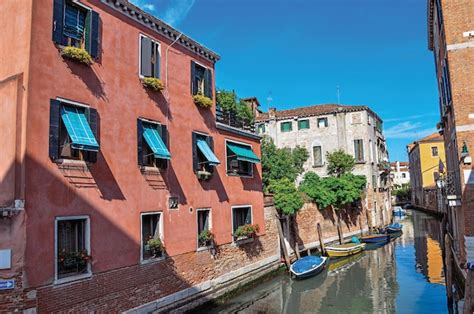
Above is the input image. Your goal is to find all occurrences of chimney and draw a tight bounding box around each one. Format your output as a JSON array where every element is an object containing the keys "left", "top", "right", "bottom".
[{"left": 269, "top": 107, "right": 276, "bottom": 119}]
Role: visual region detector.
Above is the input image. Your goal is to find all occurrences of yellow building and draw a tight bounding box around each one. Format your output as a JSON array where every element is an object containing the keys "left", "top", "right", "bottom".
[{"left": 408, "top": 133, "right": 446, "bottom": 211}]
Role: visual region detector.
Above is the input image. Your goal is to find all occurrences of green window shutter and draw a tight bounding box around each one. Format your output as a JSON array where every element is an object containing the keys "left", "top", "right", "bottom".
[
  {"left": 52, "top": 0, "right": 65, "bottom": 45},
  {"left": 298, "top": 119, "right": 309, "bottom": 130},
  {"left": 160, "top": 124, "right": 168, "bottom": 169},
  {"left": 281, "top": 122, "right": 292, "bottom": 132},
  {"left": 137, "top": 119, "right": 144, "bottom": 166},
  {"left": 204, "top": 69, "right": 213, "bottom": 99},
  {"left": 89, "top": 11, "right": 100, "bottom": 59},
  {"left": 86, "top": 107, "right": 99, "bottom": 163},
  {"left": 141, "top": 37, "right": 152, "bottom": 77},
  {"left": 49, "top": 99, "right": 61, "bottom": 160},
  {"left": 192, "top": 132, "right": 198, "bottom": 172},
  {"left": 191, "top": 61, "right": 197, "bottom": 95}
]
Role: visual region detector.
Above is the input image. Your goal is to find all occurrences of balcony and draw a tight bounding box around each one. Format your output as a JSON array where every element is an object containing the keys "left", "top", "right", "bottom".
[{"left": 216, "top": 106, "right": 258, "bottom": 138}]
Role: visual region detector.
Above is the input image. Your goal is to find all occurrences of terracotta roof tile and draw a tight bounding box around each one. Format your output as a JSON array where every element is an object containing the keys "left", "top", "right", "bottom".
[{"left": 256, "top": 104, "right": 375, "bottom": 122}]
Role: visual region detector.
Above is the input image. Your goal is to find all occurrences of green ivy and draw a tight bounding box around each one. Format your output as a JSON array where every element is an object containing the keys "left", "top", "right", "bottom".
[{"left": 269, "top": 178, "right": 304, "bottom": 215}]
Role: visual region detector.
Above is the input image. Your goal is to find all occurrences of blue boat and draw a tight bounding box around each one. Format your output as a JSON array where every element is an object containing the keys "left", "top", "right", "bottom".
[
  {"left": 360, "top": 234, "right": 390, "bottom": 244},
  {"left": 290, "top": 256, "right": 328, "bottom": 279},
  {"left": 393, "top": 206, "right": 407, "bottom": 216},
  {"left": 385, "top": 223, "right": 403, "bottom": 233}
]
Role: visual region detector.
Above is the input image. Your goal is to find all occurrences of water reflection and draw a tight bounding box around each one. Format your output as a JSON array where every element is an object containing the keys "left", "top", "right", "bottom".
[{"left": 204, "top": 210, "right": 448, "bottom": 313}]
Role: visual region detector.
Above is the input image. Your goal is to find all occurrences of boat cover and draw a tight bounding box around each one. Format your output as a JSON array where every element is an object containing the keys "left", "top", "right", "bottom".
[{"left": 291, "top": 256, "right": 324, "bottom": 274}]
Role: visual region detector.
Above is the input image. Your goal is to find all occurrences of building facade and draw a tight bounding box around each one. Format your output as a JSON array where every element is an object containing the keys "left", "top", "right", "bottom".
[
  {"left": 428, "top": 0, "right": 474, "bottom": 261},
  {"left": 407, "top": 133, "right": 446, "bottom": 213},
  {"left": 256, "top": 104, "right": 391, "bottom": 228},
  {"left": 0, "top": 0, "right": 279, "bottom": 312},
  {"left": 390, "top": 161, "right": 410, "bottom": 188}
]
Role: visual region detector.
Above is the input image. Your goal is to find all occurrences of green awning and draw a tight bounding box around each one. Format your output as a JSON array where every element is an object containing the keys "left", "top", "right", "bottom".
[
  {"left": 226, "top": 142, "right": 260, "bottom": 164},
  {"left": 143, "top": 123, "right": 171, "bottom": 160},
  {"left": 61, "top": 105, "right": 99, "bottom": 152},
  {"left": 197, "top": 138, "right": 220, "bottom": 166}
]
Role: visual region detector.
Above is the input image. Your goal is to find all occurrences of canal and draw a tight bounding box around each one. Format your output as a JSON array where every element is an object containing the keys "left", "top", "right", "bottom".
[{"left": 201, "top": 210, "right": 449, "bottom": 313}]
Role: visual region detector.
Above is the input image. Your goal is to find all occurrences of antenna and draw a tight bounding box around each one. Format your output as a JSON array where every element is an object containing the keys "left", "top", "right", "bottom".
[
  {"left": 336, "top": 85, "right": 341, "bottom": 104},
  {"left": 267, "top": 91, "right": 273, "bottom": 109}
]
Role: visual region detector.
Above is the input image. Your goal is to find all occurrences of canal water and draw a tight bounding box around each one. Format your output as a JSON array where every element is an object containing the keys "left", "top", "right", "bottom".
[{"left": 203, "top": 210, "right": 449, "bottom": 313}]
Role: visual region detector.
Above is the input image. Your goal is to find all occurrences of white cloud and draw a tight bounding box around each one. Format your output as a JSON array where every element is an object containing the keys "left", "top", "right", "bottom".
[
  {"left": 129, "top": 0, "right": 157, "bottom": 13},
  {"left": 384, "top": 121, "right": 436, "bottom": 139},
  {"left": 163, "top": 0, "right": 195, "bottom": 26},
  {"left": 142, "top": 3, "right": 156, "bottom": 11},
  {"left": 384, "top": 113, "right": 438, "bottom": 123}
]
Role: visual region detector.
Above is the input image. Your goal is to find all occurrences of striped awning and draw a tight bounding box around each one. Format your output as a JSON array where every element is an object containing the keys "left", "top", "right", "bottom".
[
  {"left": 143, "top": 123, "right": 171, "bottom": 160},
  {"left": 197, "top": 138, "right": 220, "bottom": 166},
  {"left": 226, "top": 142, "right": 260, "bottom": 164},
  {"left": 61, "top": 105, "right": 99, "bottom": 152}
]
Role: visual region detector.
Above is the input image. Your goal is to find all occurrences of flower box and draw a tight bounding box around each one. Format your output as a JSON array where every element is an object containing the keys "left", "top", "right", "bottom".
[
  {"left": 197, "top": 170, "right": 212, "bottom": 181},
  {"left": 61, "top": 46, "right": 93, "bottom": 65},
  {"left": 145, "top": 238, "right": 164, "bottom": 258},
  {"left": 142, "top": 77, "right": 164, "bottom": 91},
  {"left": 233, "top": 224, "right": 259, "bottom": 240},
  {"left": 193, "top": 94, "right": 213, "bottom": 108},
  {"left": 198, "top": 229, "right": 214, "bottom": 248}
]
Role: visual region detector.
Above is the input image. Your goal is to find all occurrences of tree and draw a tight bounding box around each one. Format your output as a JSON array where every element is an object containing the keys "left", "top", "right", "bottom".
[
  {"left": 299, "top": 151, "right": 367, "bottom": 211},
  {"left": 236, "top": 100, "right": 255, "bottom": 126},
  {"left": 216, "top": 89, "right": 238, "bottom": 113},
  {"left": 261, "top": 137, "right": 309, "bottom": 190},
  {"left": 269, "top": 178, "right": 304, "bottom": 215},
  {"left": 326, "top": 149, "right": 356, "bottom": 177},
  {"left": 216, "top": 89, "right": 255, "bottom": 128}
]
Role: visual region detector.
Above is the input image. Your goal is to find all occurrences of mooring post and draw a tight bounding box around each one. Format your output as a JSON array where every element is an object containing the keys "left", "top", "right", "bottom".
[
  {"left": 444, "top": 234, "right": 454, "bottom": 308},
  {"left": 317, "top": 223, "right": 326, "bottom": 256},
  {"left": 337, "top": 220, "right": 343, "bottom": 245},
  {"left": 464, "top": 264, "right": 474, "bottom": 314},
  {"left": 359, "top": 215, "right": 363, "bottom": 236},
  {"left": 276, "top": 214, "right": 291, "bottom": 269}
]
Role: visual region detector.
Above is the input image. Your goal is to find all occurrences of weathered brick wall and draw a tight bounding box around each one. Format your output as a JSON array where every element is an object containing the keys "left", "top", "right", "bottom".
[
  {"left": 294, "top": 202, "right": 368, "bottom": 248},
  {"left": 31, "top": 206, "right": 279, "bottom": 312}
]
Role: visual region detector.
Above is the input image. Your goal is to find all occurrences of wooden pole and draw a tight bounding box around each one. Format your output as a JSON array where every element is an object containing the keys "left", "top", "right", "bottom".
[
  {"left": 276, "top": 215, "right": 291, "bottom": 269},
  {"left": 464, "top": 267, "right": 474, "bottom": 314},
  {"left": 290, "top": 215, "right": 301, "bottom": 259},
  {"left": 317, "top": 223, "right": 326, "bottom": 256},
  {"left": 337, "top": 221, "right": 343, "bottom": 244},
  {"left": 359, "top": 215, "right": 363, "bottom": 236},
  {"left": 444, "top": 234, "right": 453, "bottom": 308}
]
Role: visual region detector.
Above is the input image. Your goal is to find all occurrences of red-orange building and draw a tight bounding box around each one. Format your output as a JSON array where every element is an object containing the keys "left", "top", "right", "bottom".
[{"left": 0, "top": 0, "right": 278, "bottom": 311}]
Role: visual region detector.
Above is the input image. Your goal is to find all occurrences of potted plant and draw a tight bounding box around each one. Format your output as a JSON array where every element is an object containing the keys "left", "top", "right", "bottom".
[
  {"left": 58, "top": 249, "right": 91, "bottom": 272},
  {"left": 193, "top": 94, "right": 213, "bottom": 109},
  {"left": 234, "top": 224, "right": 259, "bottom": 241},
  {"left": 61, "top": 46, "right": 93, "bottom": 65},
  {"left": 142, "top": 77, "right": 164, "bottom": 91},
  {"left": 197, "top": 170, "right": 212, "bottom": 181},
  {"left": 198, "top": 229, "right": 214, "bottom": 247},
  {"left": 145, "top": 237, "right": 164, "bottom": 258}
]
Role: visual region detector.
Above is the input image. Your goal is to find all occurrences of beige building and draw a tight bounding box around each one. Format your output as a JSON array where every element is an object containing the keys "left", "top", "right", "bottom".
[
  {"left": 256, "top": 104, "right": 391, "bottom": 227},
  {"left": 390, "top": 161, "right": 410, "bottom": 188}
]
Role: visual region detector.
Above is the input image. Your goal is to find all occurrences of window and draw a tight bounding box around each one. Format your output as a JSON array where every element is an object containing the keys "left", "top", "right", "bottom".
[
  {"left": 192, "top": 132, "right": 220, "bottom": 174},
  {"left": 232, "top": 206, "right": 252, "bottom": 237},
  {"left": 139, "top": 35, "right": 160, "bottom": 78},
  {"left": 372, "top": 175, "right": 377, "bottom": 188},
  {"left": 197, "top": 209, "right": 212, "bottom": 248},
  {"left": 191, "top": 61, "right": 213, "bottom": 99},
  {"left": 354, "top": 139, "right": 364, "bottom": 162},
  {"left": 432, "top": 147, "right": 439, "bottom": 157},
  {"left": 226, "top": 141, "right": 260, "bottom": 177},
  {"left": 402, "top": 173, "right": 406, "bottom": 178},
  {"left": 257, "top": 123, "right": 266, "bottom": 134},
  {"left": 141, "top": 213, "right": 163, "bottom": 261},
  {"left": 313, "top": 146, "right": 323, "bottom": 166},
  {"left": 317, "top": 118, "right": 328, "bottom": 128},
  {"left": 49, "top": 99, "right": 99, "bottom": 163},
  {"left": 280, "top": 121, "right": 292, "bottom": 132},
  {"left": 298, "top": 119, "right": 310, "bottom": 130},
  {"left": 137, "top": 119, "right": 170, "bottom": 169},
  {"left": 52, "top": 0, "right": 100, "bottom": 58},
  {"left": 55, "top": 216, "right": 90, "bottom": 282}
]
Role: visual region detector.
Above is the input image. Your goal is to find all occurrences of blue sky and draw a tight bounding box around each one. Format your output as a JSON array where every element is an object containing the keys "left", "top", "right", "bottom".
[{"left": 131, "top": 0, "right": 440, "bottom": 161}]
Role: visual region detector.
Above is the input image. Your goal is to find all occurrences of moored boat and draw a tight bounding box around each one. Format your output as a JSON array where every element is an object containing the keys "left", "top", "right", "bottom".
[
  {"left": 325, "top": 243, "right": 366, "bottom": 258},
  {"left": 385, "top": 223, "right": 403, "bottom": 233},
  {"left": 393, "top": 206, "right": 407, "bottom": 216},
  {"left": 360, "top": 234, "right": 390, "bottom": 244},
  {"left": 290, "top": 255, "right": 328, "bottom": 279}
]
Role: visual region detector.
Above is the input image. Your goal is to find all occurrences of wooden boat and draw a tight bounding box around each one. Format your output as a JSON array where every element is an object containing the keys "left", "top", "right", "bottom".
[
  {"left": 360, "top": 234, "right": 390, "bottom": 244},
  {"left": 325, "top": 243, "right": 366, "bottom": 258},
  {"left": 393, "top": 206, "right": 407, "bottom": 216},
  {"left": 290, "top": 256, "right": 328, "bottom": 279},
  {"left": 385, "top": 223, "right": 403, "bottom": 233}
]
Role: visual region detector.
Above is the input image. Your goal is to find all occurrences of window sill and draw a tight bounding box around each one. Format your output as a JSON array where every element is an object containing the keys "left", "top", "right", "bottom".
[
  {"left": 355, "top": 161, "right": 366, "bottom": 164},
  {"left": 312, "top": 164, "right": 324, "bottom": 168},
  {"left": 141, "top": 256, "right": 165, "bottom": 265},
  {"left": 232, "top": 237, "right": 254, "bottom": 246},
  {"left": 196, "top": 245, "right": 213, "bottom": 252},
  {"left": 54, "top": 272, "right": 92, "bottom": 286},
  {"left": 140, "top": 166, "right": 162, "bottom": 174},
  {"left": 226, "top": 172, "right": 253, "bottom": 178},
  {"left": 55, "top": 159, "right": 90, "bottom": 170}
]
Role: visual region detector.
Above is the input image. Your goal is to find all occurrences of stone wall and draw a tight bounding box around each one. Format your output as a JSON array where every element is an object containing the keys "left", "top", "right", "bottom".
[{"left": 25, "top": 206, "right": 279, "bottom": 312}]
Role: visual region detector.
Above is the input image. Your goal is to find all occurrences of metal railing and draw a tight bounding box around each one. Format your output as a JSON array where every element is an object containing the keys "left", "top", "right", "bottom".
[{"left": 216, "top": 106, "right": 256, "bottom": 133}]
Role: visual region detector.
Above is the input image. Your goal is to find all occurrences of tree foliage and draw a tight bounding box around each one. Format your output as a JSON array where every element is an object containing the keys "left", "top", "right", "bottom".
[
  {"left": 261, "top": 137, "right": 309, "bottom": 190},
  {"left": 299, "top": 152, "right": 367, "bottom": 210},
  {"left": 216, "top": 89, "right": 255, "bottom": 126},
  {"left": 326, "top": 149, "right": 356, "bottom": 177},
  {"left": 269, "top": 178, "right": 304, "bottom": 215}
]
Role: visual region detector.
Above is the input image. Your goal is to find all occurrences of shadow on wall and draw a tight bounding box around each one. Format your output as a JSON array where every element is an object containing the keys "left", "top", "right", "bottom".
[
  {"left": 12, "top": 156, "right": 197, "bottom": 312},
  {"left": 199, "top": 171, "right": 229, "bottom": 202},
  {"left": 63, "top": 58, "right": 107, "bottom": 101}
]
